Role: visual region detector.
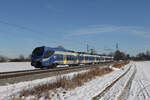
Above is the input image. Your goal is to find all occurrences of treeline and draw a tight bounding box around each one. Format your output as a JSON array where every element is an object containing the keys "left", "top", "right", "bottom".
[
  {"left": 0, "top": 54, "right": 31, "bottom": 62},
  {"left": 108, "top": 50, "right": 129, "bottom": 61},
  {"left": 132, "top": 51, "right": 150, "bottom": 61},
  {"left": 0, "top": 56, "right": 8, "bottom": 62},
  {"left": 112, "top": 50, "right": 150, "bottom": 61}
]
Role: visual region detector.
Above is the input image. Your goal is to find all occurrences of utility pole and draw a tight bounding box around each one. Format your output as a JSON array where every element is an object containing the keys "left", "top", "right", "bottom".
[
  {"left": 116, "top": 43, "right": 119, "bottom": 51},
  {"left": 87, "top": 44, "right": 89, "bottom": 53}
]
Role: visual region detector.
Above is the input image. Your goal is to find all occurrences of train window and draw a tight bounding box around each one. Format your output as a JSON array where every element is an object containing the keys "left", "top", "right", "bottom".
[
  {"left": 87, "top": 56, "right": 89, "bottom": 60},
  {"left": 57, "top": 55, "right": 63, "bottom": 60},
  {"left": 71, "top": 55, "right": 73, "bottom": 60},
  {"left": 81, "top": 56, "right": 84, "bottom": 60},
  {"left": 90, "top": 57, "right": 94, "bottom": 60},
  {"left": 67, "top": 55, "right": 76, "bottom": 60},
  {"left": 61, "top": 55, "right": 63, "bottom": 60},
  {"left": 101, "top": 57, "right": 104, "bottom": 60},
  {"left": 72, "top": 56, "right": 75, "bottom": 60},
  {"left": 67, "top": 55, "right": 70, "bottom": 60},
  {"left": 96, "top": 57, "right": 99, "bottom": 60},
  {"left": 70, "top": 56, "right": 72, "bottom": 60},
  {"left": 85, "top": 56, "right": 88, "bottom": 60},
  {"left": 44, "top": 50, "right": 54, "bottom": 58},
  {"left": 74, "top": 56, "right": 76, "bottom": 60},
  {"left": 90, "top": 57, "right": 92, "bottom": 60},
  {"left": 79, "top": 56, "right": 82, "bottom": 60},
  {"left": 80, "top": 56, "right": 82, "bottom": 60},
  {"left": 92, "top": 57, "right": 94, "bottom": 60}
]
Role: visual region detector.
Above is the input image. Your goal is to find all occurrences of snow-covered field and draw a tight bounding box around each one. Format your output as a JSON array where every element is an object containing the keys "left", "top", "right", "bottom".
[
  {"left": 1, "top": 61, "right": 150, "bottom": 100},
  {"left": 48, "top": 62, "right": 134, "bottom": 100},
  {"left": 0, "top": 62, "right": 132, "bottom": 100},
  {"left": 0, "top": 62, "right": 35, "bottom": 72},
  {"left": 0, "top": 70, "right": 89, "bottom": 100},
  {"left": 128, "top": 61, "right": 150, "bottom": 100}
]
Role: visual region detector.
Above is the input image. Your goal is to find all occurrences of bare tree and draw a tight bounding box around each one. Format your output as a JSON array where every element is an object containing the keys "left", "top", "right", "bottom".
[
  {"left": 0, "top": 55, "right": 8, "bottom": 62},
  {"left": 114, "top": 50, "right": 126, "bottom": 61},
  {"left": 90, "top": 49, "right": 96, "bottom": 54},
  {"left": 19, "top": 54, "right": 25, "bottom": 61},
  {"left": 57, "top": 45, "right": 65, "bottom": 49}
]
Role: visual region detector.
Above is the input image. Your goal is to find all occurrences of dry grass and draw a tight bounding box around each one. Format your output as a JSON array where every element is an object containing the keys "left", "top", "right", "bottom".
[
  {"left": 113, "top": 61, "right": 129, "bottom": 68},
  {"left": 18, "top": 67, "right": 112, "bottom": 98}
]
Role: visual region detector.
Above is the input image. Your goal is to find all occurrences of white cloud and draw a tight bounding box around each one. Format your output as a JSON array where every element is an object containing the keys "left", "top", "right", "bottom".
[
  {"left": 68, "top": 25, "right": 150, "bottom": 38},
  {"left": 131, "top": 30, "right": 150, "bottom": 38}
]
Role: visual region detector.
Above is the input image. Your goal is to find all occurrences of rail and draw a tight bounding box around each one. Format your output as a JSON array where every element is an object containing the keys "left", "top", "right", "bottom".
[{"left": 0, "top": 63, "right": 111, "bottom": 79}]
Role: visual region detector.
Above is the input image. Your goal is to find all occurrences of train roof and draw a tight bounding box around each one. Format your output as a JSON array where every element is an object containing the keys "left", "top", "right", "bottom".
[
  {"left": 44, "top": 46, "right": 76, "bottom": 53},
  {"left": 77, "top": 52, "right": 104, "bottom": 55},
  {"left": 42, "top": 46, "right": 113, "bottom": 57}
]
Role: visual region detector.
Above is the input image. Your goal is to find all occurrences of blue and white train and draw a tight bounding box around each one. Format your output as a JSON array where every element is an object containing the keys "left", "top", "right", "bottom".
[{"left": 31, "top": 46, "right": 113, "bottom": 68}]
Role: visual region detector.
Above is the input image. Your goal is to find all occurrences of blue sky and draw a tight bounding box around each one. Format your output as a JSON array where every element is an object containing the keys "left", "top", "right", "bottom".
[{"left": 0, "top": 0, "right": 150, "bottom": 58}]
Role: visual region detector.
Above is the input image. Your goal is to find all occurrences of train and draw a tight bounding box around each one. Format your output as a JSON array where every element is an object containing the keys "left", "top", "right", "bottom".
[{"left": 31, "top": 46, "right": 113, "bottom": 68}]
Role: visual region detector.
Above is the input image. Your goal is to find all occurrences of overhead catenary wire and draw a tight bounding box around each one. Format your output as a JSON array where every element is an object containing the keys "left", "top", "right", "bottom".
[{"left": 0, "top": 20, "right": 44, "bottom": 34}]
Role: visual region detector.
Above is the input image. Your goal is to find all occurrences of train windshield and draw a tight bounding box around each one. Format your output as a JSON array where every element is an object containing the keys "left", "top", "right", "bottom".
[
  {"left": 44, "top": 50, "right": 55, "bottom": 58},
  {"left": 32, "top": 47, "right": 44, "bottom": 56}
]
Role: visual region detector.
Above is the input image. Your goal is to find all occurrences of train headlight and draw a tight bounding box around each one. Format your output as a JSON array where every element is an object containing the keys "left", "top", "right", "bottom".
[
  {"left": 42, "top": 58, "right": 49, "bottom": 62},
  {"left": 53, "top": 56, "right": 56, "bottom": 59}
]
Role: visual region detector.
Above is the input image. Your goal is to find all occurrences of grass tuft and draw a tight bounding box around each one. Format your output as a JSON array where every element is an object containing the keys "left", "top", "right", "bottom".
[
  {"left": 113, "top": 61, "right": 129, "bottom": 68},
  {"left": 15, "top": 67, "right": 112, "bottom": 99}
]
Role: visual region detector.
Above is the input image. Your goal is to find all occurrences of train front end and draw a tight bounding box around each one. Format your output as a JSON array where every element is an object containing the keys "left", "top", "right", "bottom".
[
  {"left": 31, "top": 46, "right": 57, "bottom": 68},
  {"left": 31, "top": 46, "right": 45, "bottom": 68}
]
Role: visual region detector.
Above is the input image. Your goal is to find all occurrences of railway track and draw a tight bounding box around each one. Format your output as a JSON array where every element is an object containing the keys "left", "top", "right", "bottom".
[
  {"left": 137, "top": 78, "right": 150, "bottom": 99},
  {"left": 92, "top": 64, "right": 134, "bottom": 100},
  {"left": 0, "top": 63, "right": 111, "bottom": 85},
  {"left": 117, "top": 64, "right": 137, "bottom": 100},
  {"left": 0, "top": 66, "right": 87, "bottom": 79}
]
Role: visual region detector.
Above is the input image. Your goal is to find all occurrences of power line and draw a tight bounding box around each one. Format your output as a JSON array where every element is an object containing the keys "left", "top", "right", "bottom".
[{"left": 0, "top": 20, "right": 43, "bottom": 34}]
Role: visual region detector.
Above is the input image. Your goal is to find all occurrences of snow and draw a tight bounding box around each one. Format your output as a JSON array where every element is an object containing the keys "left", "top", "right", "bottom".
[
  {"left": 0, "top": 69, "right": 89, "bottom": 100},
  {"left": 0, "top": 62, "right": 35, "bottom": 72},
  {"left": 128, "top": 61, "right": 150, "bottom": 100},
  {"left": 99, "top": 62, "right": 135, "bottom": 100},
  {"left": 1, "top": 61, "right": 149, "bottom": 100},
  {"left": 0, "top": 62, "right": 76, "bottom": 72},
  {"left": 49, "top": 62, "right": 133, "bottom": 100},
  {"left": 13, "top": 62, "right": 132, "bottom": 100}
]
